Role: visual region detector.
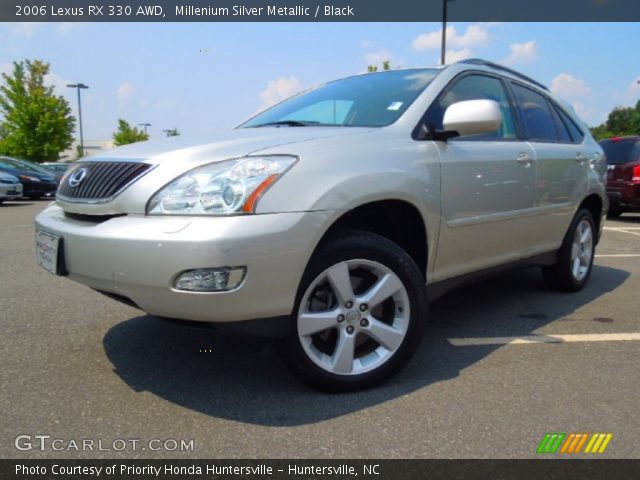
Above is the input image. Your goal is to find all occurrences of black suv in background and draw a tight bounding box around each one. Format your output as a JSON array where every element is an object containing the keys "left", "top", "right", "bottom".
[
  {"left": 0, "top": 156, "right": 58, "bottom": 199},
  {"left": 600, "top": 137, "right": 640, "bottom": 218}
]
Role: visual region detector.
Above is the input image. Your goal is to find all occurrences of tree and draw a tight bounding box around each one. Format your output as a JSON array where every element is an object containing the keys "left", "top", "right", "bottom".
[
  {"left": 0, "top": 59, "right": 75, "bottom": 162},
  {"left": 590, "top": 100, "right": 640, "bottom": 141},
  {"left": 367, "top": 60, "right": 392, "bottom": 73},
  {"left": 112, "top": 119, "right": 149, "bottom": 146}
]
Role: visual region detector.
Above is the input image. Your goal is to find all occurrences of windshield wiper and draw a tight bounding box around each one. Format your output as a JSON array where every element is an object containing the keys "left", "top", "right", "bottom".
[{"left": 253, "top": 120, "right": 321, "bottom": 127}]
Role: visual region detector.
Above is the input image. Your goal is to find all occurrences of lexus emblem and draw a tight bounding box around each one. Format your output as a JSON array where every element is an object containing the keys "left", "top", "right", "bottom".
[{"left": 68, "top": 168, "right": 88, "bottom": 188}]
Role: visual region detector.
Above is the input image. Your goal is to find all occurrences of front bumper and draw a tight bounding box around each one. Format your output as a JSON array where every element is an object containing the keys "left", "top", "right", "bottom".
[
  {"left": 35, "top": 205, "right": 330, "bottom": 323},
  {"left": 0, "top": 183, "right": 23, "bottom": 200},
  {"left": 23, "top": 181, "right": 57, "bottom": 197}
]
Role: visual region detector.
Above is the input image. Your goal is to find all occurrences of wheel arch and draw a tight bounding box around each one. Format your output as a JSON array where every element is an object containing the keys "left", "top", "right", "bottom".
[
  {"left": 309, "top": 199, "right": 429, "bottom": 280},
  {"left": 579, "top": 193, "right": 604, "bottom": 244}
]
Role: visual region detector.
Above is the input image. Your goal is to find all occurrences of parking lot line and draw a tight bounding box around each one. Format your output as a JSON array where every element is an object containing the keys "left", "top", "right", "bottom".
[
  {"left": 448, "top": 333, "right": 640, "bottom": 346},
  {"left": 603, "top": 227, "right": 640, "bottom": 236},
  {"left": 595, "top": 254, "right": 640, "bottom": 257}
]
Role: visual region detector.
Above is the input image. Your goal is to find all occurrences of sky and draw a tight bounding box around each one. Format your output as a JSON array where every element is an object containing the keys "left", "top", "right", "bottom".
[{"left": 1, "top": 22, "right": 639, "bottom": 142}]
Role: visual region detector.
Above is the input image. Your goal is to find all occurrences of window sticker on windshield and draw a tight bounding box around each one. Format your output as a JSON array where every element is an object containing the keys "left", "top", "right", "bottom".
[{"left": 387, "top": 101, "right": 403, "bottom": 111}]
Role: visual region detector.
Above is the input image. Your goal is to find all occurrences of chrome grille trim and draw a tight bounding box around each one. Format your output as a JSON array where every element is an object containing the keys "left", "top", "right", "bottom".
[{"left": 56, "top": 161, "right": 154, "bottom": 203}]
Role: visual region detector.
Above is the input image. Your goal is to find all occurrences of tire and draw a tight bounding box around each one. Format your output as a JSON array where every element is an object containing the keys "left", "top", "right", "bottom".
[
  {"left": 281, "top": 230, "right": 427, "bottom": 392},
  {"left": 542, "top": 209, "right": 596, "bottom": 292},
  {"left": 607, "top": 204, "right": 623, "bottom": 219}
]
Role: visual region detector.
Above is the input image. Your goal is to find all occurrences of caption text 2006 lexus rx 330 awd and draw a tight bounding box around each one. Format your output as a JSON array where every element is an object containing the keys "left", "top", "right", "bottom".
[{"left": 36, "top": 59, "right": 606, "bottom": 391}]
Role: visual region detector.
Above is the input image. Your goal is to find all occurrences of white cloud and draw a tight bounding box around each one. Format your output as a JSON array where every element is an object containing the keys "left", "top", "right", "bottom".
[
  {"left": 445, "top": 48, "right": 474, "bottom": 64},
  {"left": 502, "top": 41, "right": 539, "bottom": 65},
  {"left": 550, "top": 73, "right": 591, "bottom": 99},
  {"left": 6, "top": 22, "right": 43, "bottom": 38},
  {"left": 365, "top": 49, "right": 392, "bottom": 66},
  {"left": 571, "top": 101, "right": 594, "bottom": 122},
  {"left": 116, "top": 82, "right": 135, "bottom": 102},
  {"left": 626, "top": 76, "right": 640, "bottom": 101},
  {"left": 258, "top": 76, "right": 303, "bottom": 110},
  {"left": 412, "top": 24, "right": 492, "bottom": 51},
  {"left": 44, "top": 72, "right": 70, "bottom": 95},
  {"left": 57, "top": 23, "right": 85, "bottom": 35}
]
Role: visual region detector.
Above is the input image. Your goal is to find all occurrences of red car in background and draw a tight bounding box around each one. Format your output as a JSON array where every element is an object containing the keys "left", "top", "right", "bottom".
[{"left": 600, "top": 136, "right": 640, "bottom": 218}]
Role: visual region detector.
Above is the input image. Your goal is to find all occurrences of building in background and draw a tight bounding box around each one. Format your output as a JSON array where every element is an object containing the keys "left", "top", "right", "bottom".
[{"left": 59, "top": 140, "right": 114, "bottom": 161}]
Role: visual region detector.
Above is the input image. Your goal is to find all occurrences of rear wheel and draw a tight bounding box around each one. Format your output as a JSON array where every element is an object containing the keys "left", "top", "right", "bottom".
[
  {"left": 282, "top": 230, "right": 427, "bottom": 392},
  {"left": 542, "top": 209, "right": 596, "bottom": 292}
]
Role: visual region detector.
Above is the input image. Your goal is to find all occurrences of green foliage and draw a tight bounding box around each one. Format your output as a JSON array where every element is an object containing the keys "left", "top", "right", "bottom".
[
  {"left": 367, "top": 61, "right": 392, "bottom": 73},
  {"left": 112, "top": 119, "right": 149, "bottom": 146},
  {"left": 0, "top": 59, "right": 75, "bottom": 162},
  {"left": 590, "top": 100, "right": 640, "bottom": 141}
]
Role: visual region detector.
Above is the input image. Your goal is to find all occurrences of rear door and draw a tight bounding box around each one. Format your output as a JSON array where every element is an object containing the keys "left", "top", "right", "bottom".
[{"left": 509, "top": 82, "right": 589, "bottom": 253}]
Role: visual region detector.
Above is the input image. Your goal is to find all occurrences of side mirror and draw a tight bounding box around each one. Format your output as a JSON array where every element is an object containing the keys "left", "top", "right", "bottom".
[{"left": 442, "top": 99, "right": 502, "bottom": 138}]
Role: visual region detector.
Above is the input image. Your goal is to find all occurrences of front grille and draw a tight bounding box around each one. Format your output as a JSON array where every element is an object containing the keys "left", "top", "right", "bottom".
[{"left": 57, "top": 161, "right": 152, "bottom": 202}]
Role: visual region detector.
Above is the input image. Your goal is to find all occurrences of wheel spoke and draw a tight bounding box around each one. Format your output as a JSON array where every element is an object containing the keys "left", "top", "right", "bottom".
[
  {"left": 332, "top": 330, "right": 356, "bottom": 374},
  {"left": 580, "top": 225, "right": 591, "bottom": 244},
  {"left": 360, "top": 273, "right": 402, "bottom": 309},
  {"left": 326, "top": 262, "right": 354, "bottom": 305},
  {"left": 572, "top": 256, "right": 581, "bottom": 278},
  {"left": 298, "top": 309, "right": 339, "bottom": 336},
  {"left": 364, "top": 318, "right": 405, "bottom": 351}
]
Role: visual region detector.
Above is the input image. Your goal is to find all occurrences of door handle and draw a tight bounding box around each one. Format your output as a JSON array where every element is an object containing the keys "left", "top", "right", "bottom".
[
  {"left": 576, "top": 153, "right": 589, "bottom": 164},
  {"left": 516, "top": 152, "right": 534, "bottom": 167}
]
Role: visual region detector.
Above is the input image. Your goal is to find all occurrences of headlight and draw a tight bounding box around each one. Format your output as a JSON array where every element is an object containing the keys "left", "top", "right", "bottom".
[
  {"left": 20, "top": 175, "right": 40, "bottom": 182},
  {"left": 146, "top": 155, "right": 297, "bottom": 215}
]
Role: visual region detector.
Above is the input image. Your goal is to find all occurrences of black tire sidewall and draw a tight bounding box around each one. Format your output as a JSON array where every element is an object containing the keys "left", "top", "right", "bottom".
[
  {"left": 284, "top": 230, "right": 427, "bottom": 392},
  {"left": 546, "top": 209, "right": 596, "bottom": 291}
]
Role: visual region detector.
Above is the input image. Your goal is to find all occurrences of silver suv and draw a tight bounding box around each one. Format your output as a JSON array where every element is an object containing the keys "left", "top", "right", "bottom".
[{"left": 36, "top": 59, "right": 606, "bottom": 391}]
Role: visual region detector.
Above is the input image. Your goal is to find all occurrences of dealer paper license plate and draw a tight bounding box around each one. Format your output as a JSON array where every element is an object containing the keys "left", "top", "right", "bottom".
[{"left": 36, "top": 230, "right": 60, "bottom": 274}]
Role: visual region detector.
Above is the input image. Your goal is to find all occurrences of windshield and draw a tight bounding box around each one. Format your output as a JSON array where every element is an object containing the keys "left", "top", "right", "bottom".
[{"left": 242, "top": 69, "right": 440, "bottom": 128}]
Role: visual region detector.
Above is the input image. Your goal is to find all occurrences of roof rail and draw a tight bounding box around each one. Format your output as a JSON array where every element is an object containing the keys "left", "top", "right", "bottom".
[{"left": 457, "top": 58, "right": 548, "bottom": 91}]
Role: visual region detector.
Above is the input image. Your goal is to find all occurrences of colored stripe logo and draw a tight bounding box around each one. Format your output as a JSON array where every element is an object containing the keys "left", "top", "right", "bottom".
[{"left": 537, "top": 433, "right": 612, "bottom": 454}]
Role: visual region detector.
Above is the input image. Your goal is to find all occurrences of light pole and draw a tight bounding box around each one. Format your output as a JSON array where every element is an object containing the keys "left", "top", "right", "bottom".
[
  {"left": 441, "top": 0, "right": 455, "bottom": 66},
  {"left": 67, "top": 83, "right": 89, "bottom": 157},
  {"left": 139, "top": 123, "right": 151, "bottom": 135}
]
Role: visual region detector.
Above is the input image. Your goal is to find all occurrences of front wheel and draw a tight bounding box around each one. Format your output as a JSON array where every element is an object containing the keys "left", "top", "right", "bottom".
[
  {"left": 282, "top": 230, "right": 427, "bottom": 392},
  {"left": 542, "top": 209, "right": 596, "bottom": 292}
]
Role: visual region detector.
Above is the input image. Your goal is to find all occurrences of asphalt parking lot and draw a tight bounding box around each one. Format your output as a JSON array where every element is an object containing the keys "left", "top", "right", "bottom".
[{"left": 1, "top": 200, "right": 639, "bottom": 459}]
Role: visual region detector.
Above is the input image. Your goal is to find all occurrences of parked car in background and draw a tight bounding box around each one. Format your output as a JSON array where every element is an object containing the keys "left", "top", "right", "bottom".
[
  {"left": 0, "top": 172, "right": 23, "bottom": 204},
  {"left": 0, "top": 156, "right": 58, "bottom": 199},
  {"left": 600, "top": 136, "right": 640, "bottom": 218},
  {"left": 40, "top": 162, "right": 72, "bottom": 182},
  {"left": 35, "top": 59, "right": 606, "bottom": 391}
]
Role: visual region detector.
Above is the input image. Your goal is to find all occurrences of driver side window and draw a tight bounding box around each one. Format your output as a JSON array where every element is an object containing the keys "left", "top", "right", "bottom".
[{"left": 428, "top": 74, "right": 516, "bottom": 140}]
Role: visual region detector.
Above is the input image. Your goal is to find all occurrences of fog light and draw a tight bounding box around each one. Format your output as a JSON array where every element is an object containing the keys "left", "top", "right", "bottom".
[{"left": 174, "top": 267, "right": 246, "bottom": 292}]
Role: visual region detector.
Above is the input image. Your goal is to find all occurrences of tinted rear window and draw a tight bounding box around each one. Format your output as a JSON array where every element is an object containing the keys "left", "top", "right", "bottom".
[
  {"left": 511, "top": 84, "right": 558, "bottom": 142},
  {"left": 600, "top": 139, "right": 640, "bottom": 165}
]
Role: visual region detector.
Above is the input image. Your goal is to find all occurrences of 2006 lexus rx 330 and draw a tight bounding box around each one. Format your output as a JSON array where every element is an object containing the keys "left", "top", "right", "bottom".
[{"left": 36, "top": 59, "right": 606, "bottom": 391}]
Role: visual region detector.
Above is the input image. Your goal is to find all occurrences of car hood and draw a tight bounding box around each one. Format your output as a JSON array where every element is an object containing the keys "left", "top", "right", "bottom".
[
  {"left": 86, "top": 127, "right": 375, "bottom": 165},
  {"left": 57, "top": 126, "right": 376, "bottom": 215}
]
